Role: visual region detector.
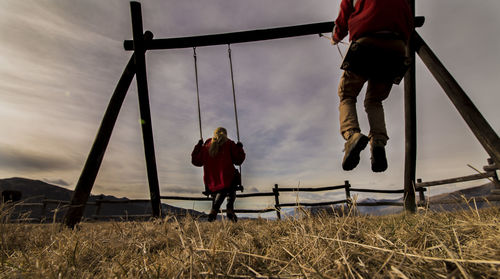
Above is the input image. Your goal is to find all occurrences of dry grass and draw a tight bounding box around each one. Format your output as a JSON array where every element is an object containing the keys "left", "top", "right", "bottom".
[{"left": 0, "top": 205, "right": 499, "bottom": 278}]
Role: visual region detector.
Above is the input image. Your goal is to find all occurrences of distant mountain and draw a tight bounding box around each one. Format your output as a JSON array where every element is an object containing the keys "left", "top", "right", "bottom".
[
  {"left": 0, "top": 177, "right": 73, "bottom": 202},
  {"left": 429, "top": 183, "right": 497, "bottom": 201},
  {"left": 0, "top": 177, "right": 205, "bottom": 222}
]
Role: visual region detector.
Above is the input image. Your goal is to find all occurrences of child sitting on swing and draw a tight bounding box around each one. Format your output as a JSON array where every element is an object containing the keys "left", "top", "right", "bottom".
[{"left": 191, "top": 127, "right": 245, "bottom": 222}]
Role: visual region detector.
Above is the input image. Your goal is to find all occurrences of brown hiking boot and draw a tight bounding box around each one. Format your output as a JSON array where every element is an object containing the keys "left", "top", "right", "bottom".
[
  {"left": 371, "top": 140, "right": 388, "bottom": 172},
  {"left": 342, "top": 132, "right": 369, "bottom": 171}
]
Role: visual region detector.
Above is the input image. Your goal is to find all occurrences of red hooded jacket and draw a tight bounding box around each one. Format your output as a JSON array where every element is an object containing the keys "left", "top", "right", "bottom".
[
  {"left": 333, "top": 0, "right": 413, "bottom": 43},
  {"left": 191, "top": 139, "right": 246, "bottom": 193}
]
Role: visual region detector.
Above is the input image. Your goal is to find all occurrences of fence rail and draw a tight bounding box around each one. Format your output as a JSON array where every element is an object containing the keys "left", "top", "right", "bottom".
[
  {"left": 236, "top": 192, "right": 275, "bottom": 198},
  {"left": 224, "top": 208, "right": 277, "bottom": 214},
  {"left": 415, "top": 172, "right": 496, "bottom": 188},
  {"left": 91, "top": 214, "right": 152, "bottom": 220},
  {"left": 278, "top": 185, "right": 348, "bottom": 192},
  {"left": 278, "top": 200, "right": 349, "bottom": 208},
  {"left": 356, "top": 201, "right": 404, "bottom": 207},
  {"left": 350, "top": 188, "right": 406, "bottom": 194}
]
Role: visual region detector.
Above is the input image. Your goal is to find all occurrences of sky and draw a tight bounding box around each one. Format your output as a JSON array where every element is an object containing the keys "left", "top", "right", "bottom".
[{"left": 0, "top": 0, "right": 499, "bottom": 213}]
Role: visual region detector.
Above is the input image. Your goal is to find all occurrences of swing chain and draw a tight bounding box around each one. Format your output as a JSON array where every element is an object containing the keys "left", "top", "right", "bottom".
[
  {"left": 228, "top": 44, "right": 240, "bottom": 143},
  {"left": 336, "top": 44, "right": 345, "bottom": 60},
  {"left": 193, "top": 47, "right": 203, "bottom": 140},
  {"left": 319, "top": 33, "right": 346, "bottom": 60},
  {"left": 228, "top": 44, "right": 243, "bottom": 183}
]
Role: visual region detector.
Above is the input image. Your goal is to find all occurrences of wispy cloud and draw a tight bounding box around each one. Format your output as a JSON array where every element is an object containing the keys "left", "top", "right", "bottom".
[
  {"left": 0, "top": 145, "right": 76, "bottom": 172},
  {"left": 42, "top": 178, "right": 70, "bottom": 187},
  {"left": 0, "top": 0, "right": 498, "bottom": 201}
]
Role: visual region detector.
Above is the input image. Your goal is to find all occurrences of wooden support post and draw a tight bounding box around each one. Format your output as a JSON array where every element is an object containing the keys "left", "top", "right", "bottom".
[
  {"left": 413, "top": 32, "right": 500, "bottom": 168},
  {"left": 273, "top": 184, "right": 281, "bottom": 220},
  {"left": 130, "top": 1, "right": 162, "bottom": 218},
  {"left": 403, "top": 0, "right": 417, "bottom": 213},
  {"left": 344, "top": 180, "right": 352, "bottom": 210},
  {"left": 63, "top": 31, "right": 154, "bottom": 228}
]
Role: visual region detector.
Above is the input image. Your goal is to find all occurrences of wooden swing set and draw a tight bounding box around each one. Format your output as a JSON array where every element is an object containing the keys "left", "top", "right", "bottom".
[{"left": 63, "top": 1, "right": 500, "bottom": 228}]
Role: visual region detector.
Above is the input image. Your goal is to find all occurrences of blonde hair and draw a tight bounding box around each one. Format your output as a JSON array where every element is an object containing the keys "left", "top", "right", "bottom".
[{"left": 208, "top": 127, "right": 228, "bottom": 157}]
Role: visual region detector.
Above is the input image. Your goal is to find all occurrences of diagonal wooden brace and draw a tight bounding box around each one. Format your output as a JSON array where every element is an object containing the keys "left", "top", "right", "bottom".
[
  {"left": 63, "top": 31, "right": 154, "bottom": 228},
  {"left": 413, "top": 32, "right": 500, "bottom": 168}
]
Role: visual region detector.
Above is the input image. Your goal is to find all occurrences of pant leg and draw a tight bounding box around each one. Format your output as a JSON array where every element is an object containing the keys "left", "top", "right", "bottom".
[
  {"left": 338, "top": 70, "right": 367, "bottom": 139},
  {"left": 225, "top": 189, "right": 236, "bottom": 211},
  {"left": 211, "top": 191, "right": 228, "bottom": 212},
  {"left": 364, "top": 79, "right": 392, "bottom": 144},
  {"left": 358, "top": 37, "right": 407, "bottom": 145}
]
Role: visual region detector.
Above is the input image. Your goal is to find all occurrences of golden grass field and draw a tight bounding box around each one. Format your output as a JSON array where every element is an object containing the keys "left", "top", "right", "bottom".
[{"left": 0, "top": 205, "right": 499, "bottom": 278}]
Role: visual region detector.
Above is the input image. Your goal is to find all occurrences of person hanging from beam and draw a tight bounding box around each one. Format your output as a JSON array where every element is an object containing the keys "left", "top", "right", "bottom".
[
  {"left": 191, "top": 127, "right": 245, "bottom": 222},
  {"left": 331, "top": 0, "right": 413, "bottom": 172}
]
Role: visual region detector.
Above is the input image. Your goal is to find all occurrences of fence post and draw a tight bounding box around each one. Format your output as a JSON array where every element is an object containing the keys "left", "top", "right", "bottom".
[
  {"left": 273, "top": 184, "right": 281, "bottom": 220},
  {"left": 344, "top": 180, "right": 351, "bottom": 211},
  {"left": 486, "top": 158, "right": 500, "bottom": 189},
  {"left": 416, "top": 179, "right": 426, "bottom": 206},
  {"left": 41, "top": 197, "right": 47, "bottom": 221},
  {"left": 95, "top": 195, "right": 104, "bottom": 217}
]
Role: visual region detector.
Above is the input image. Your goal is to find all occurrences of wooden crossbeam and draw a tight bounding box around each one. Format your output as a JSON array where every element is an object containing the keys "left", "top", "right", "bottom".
[
  {"left": 124, "top": 22, "right": 334, "bottom": 50},
  {"left": 123, "top": 17, "right": 424, "bottom": 51}
]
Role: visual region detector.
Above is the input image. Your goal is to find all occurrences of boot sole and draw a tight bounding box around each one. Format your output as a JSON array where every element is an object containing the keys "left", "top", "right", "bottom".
[
  {"left": 342, "top": 135, "right": 369, "bottom": 171},
  {"left": 371, "top": 146, "right": 388, "bottom": 172}
]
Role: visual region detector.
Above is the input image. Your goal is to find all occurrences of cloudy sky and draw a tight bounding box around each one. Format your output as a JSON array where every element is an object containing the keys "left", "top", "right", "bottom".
[{"left": 1, "top": 0, "right": 499, "bottom": 212}]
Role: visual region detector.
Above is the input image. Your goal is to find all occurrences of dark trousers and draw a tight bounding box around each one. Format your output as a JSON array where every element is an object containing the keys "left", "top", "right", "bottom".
[{"left": 211, "top": 188, "right": 236, "bottom": 212}]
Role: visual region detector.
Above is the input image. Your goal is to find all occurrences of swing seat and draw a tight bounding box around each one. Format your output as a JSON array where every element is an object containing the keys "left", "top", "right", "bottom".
[
  {"left": 202, "top": 190, "right": 211, "bottom": 196},
  {"left": 202, "top": 185, "right": 244, "bottom": 197},
  {"left": 340, "top": 41, "right": 411, "bottom": 84}
]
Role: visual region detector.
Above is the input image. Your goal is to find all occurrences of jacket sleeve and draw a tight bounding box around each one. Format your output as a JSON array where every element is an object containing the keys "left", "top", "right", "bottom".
[
  {"left": 333, "top": 0, "right": 354, "bottom": 42},
  {"left": 191, "top": 141, "right": 204, "bottom": 167},
  {"left": 230, "top": 141, "right": 246, "bottom": 166}
]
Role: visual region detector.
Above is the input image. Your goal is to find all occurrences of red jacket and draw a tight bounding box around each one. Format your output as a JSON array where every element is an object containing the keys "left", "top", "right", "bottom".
[
  {"left": 191, "top": 139, "right": 246, "bottom": 193},
  {"left": 333, "top": 0, "right": 413, "bottom": 42}
]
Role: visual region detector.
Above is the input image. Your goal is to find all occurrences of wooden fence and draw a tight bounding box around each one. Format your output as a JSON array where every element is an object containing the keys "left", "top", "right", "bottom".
[
  {"left": 3, "top": 159, "right": 498, "bottom": 222},
  {"left": 160, "top": 158, "right": 499, "bottom": 219},
  {"left": 3, "top": 198, "right": 154, "bottom": 222},
  {"left": 414, "top": 158, "right": 499, "bottom": 205},
  {"left": 159, "top": 182, "right": 422, "bottom": 219},
  {"left": 160, "top": 159, "right": 500, "bottom": 219}
]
